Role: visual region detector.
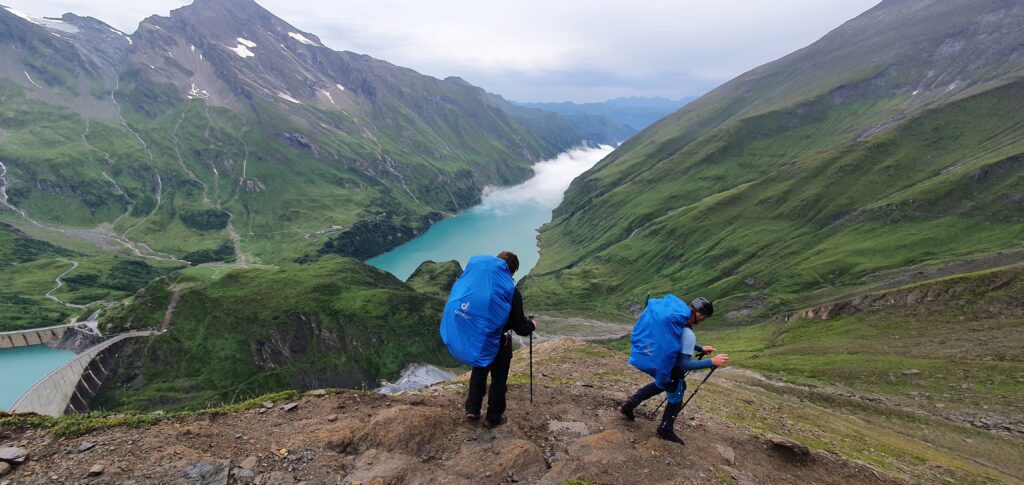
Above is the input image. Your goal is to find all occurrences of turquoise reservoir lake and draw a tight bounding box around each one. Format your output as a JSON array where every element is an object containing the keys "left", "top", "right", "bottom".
[
  {"left": 368, "top": 145, "right": 613, "bottom": 281},
  {"left": 0, "top": 344, "right": 76, "bottom": 411}
]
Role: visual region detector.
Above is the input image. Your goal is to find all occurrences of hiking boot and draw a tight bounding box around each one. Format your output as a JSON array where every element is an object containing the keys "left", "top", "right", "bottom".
[
  {"left": 617, "top": 401, "right": 636, "bottom": 421},
  {"left": 656, "top": 427, "right": 686, "bottom": 445},
  {"left": 482, "top": 416, "right": 507, "bottom": 428},
  {"left": 465, "top": 412, "right": 480, "bottom": 421},
  {"left": 656, "top": 401, "right": 684, "bottom": 445}
]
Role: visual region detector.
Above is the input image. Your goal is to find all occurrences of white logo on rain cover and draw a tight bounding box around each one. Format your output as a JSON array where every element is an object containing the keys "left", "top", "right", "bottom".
[{"left": 455, "top": 301, "right": 472, "bottom": 319}]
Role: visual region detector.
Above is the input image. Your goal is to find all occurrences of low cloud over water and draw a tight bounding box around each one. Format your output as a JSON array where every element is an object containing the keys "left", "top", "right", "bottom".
[{"left": 478, "top": 144, "right": 614, "bottom": 215}]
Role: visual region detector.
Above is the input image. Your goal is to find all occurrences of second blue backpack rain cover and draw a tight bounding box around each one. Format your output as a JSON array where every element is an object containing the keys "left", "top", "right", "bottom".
[
  {"left": 628, "top": 294, "right": 692, "bottom": 388},
  {"left": 440, "top": 255, "right": 515, "bottom": 367}
]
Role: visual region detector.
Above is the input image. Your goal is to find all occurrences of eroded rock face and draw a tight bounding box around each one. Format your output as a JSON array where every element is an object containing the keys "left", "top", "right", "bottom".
[
  {"left": 543, "top": 430, "right": 633, "bottom": 481},
  {"left": 356, "top": 405, "right": 451, "bottom": 456},
  {"left": 183, "top": 459, "right": 231, "bottom": 484},
  {"left": 313, "top": 418, "right": 364, "bottom": 453},
  {"left": 449, "top": 439, "right": 548, "bottom": 482},
  {"left": 343, "top": 449, "right": 447, "bottom": 485},
  {"left": 763, "top": 433, "right": 812, "bottom": 459}
]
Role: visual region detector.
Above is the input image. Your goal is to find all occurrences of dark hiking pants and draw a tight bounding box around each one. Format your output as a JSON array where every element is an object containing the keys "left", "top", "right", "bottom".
[
  {"left": 626, "top": 367, "right": 687, "bottom": 417},
  {"left": 465, "top": 334, "right": 513, "bottom": 423}
]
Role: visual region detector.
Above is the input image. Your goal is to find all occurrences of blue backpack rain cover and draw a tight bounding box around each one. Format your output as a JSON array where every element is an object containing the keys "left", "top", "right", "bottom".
[
  {"left": 628, "top": 294, "right": 692, "bottom": 388},
  {"left": 440, "top": 255, "right": 515, "bottom": 367}
]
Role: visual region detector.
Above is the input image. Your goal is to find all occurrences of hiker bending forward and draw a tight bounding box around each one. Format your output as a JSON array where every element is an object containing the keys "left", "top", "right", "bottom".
[
  {"left": 618, "top": 296, "right": 728, "bottom": 444},
  {"left": 440, "top": 251, "right": 536, "bottom": 428}
]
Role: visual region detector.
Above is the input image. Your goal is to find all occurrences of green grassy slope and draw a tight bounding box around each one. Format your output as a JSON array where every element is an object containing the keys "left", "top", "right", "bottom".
[
  {"left": 0, "top": 223, "right": 179, "bottom": 330},
  {"left": 91, "top": 257, "right": 455, "bottom": 411},
  {"left": 524, "top": 0, "right": 1024, "bottom": 317}
]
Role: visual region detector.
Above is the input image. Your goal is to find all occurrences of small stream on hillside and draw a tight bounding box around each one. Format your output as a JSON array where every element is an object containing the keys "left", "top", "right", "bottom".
[{"left": 367, "top": 145, "right": 613, "bottom": 281}]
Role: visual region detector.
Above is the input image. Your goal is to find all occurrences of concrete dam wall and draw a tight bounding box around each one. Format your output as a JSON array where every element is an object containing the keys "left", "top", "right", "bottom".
[
  {"left": 9, "top": 331, "right": 155, "bottom": 417},
  {"left": 0, "top": 323, "right": 74, "bottom": 349}
]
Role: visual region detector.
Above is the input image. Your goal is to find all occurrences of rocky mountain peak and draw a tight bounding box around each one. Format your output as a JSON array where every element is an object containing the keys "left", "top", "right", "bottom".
[{"left": 127, "top": 0, "right": 338, "bottom": 111}]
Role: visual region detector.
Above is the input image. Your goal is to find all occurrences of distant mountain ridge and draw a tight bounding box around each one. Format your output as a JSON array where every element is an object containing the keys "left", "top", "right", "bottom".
[
  {"left": 0, "top": 0, "right": 588, "bottom": 269},
  {"left": 518, "top": 96, "right": 697, "bottom": 131},
  {"left": 489, "top": 93, "right": 636, "bottom": 147},
  {"left": 523, "top": 0, "right": 1024, "bottom": 317}
]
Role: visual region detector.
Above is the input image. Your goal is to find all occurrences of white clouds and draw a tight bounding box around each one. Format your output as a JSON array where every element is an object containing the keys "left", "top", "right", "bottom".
[
  {"left": 478, "top": 145, "right": 614, "bottom": 216},
  {"left": 4, "top": 0, "right": 881, "bottom": 102}
]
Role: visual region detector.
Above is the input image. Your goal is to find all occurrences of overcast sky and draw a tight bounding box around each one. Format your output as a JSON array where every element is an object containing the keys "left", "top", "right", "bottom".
[{"left": 5, "top": 0, "right": 881, "bottom": 102}]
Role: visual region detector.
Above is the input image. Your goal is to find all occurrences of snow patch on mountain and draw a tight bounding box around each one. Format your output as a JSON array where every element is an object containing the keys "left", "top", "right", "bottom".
[
  {"left": 23, "top": 71, "right": 43, "bottom": 89},
  {"left": 277, "top": 92, "right": 300, "bottom": 104},
  {"left": 336, "top": 84, "right": 346, "bottom": 91},
  {"left": 4, "top": 6, "right": 81, "bottom": 33},
  {"left": 287, "top": 32, "right": 318, "bottom": 46},
  {"left": 236, "top": 37, "right": 257, "bottom": 48},
  {"left": 320, "top": 89, "right": 335, "bottom": 105},
  {"left": 229, "top": 43, "right": 255, "bottom": 58},
  {"left": 188, "top": 83, "right": 209, "bottom": 100},
  {"left": 104, "top": 25, "right": 130, "bottom": 43}
]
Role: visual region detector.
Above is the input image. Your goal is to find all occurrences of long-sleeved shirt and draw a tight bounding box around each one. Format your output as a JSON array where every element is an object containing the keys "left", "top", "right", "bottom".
[
  {"left": 504, "top": 288, "right": 534, "bottom": 336},
  {"left": 677, "top": 325, "right": 714, "bottom": 371}
]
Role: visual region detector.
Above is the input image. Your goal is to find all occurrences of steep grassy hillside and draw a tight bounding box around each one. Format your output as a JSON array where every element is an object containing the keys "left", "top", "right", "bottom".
[
  {"left": 90, "top": 257, "right": 455, "bottom": 411},
  {"left": 0, "top": 0, "right": 588, "bottom": 271},
  {"left": 524, "top": 0, "right": 1024, "bottom": 318}
]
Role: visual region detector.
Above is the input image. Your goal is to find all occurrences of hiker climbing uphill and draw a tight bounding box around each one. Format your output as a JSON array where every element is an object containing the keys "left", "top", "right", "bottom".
[
  {"left": 440, "top": 251, "right": 536, "bottom": 428},
  {"left": 618, "top": 296, "right": 728, "bottom": 444}
]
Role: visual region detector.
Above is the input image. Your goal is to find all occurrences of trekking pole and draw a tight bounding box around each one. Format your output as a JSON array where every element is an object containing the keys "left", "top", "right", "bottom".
[
  {"left": 652, "top": 351, "right": 706, "bottom": 418},
  {"left": 681, "top": 366, "right": 717, "bottom": 409},
  {"left": 528, "top": 313, "right": 534, "bottom": 405}
]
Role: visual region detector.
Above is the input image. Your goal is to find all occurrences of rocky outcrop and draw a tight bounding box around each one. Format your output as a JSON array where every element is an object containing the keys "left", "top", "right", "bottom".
[
  {"left": 792, "top": 263, "right": 1024, "bottom": 322},
  {"left": 48, "top": 327, "right": 104, "bottom": 354},
  {"left": 311, "top": 214, "right": 444, "bottom": 261},
  {"left": 405, "top": 260, "right": 463, "bottom": 298}
]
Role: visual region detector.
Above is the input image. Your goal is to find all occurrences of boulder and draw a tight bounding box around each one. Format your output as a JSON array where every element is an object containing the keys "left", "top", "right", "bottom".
[
  {"left": 450, "top": 439, "right": 547, "bottom": 481},
  {"left": 763, "top": 434, "right": 811, "bottom": 458},
  {"left": 0, "top": 462, "right": 11, "bottom": 477},
  {"left": 0, "top": 447, "right": 28, "bottom": 464},
  {"left": 343, "top": 449, "right": 447, "bottom": 485},
  {"left": 183, "top": 459, "right": 231, "bottom": 485},
  {"left": 567, "top": 430, "right": 630, "bottom": 462},
  {"left": 238, "top": 456, "right": 258, "bottom": 470},
  {"left": 280, "top": 402, "right": 299, "bottom": 412},
  {"left": 232, "top": 467, "right": 257, "bottom": 484},
  {"left": 312, "top": 418, "right": 364, "bottom": 453},
  {"left": 86, "top": 464, "right": 105, "bottom": 477},
  {"left": 715, "top": 444, "right": 737, "bottom": 465}
]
